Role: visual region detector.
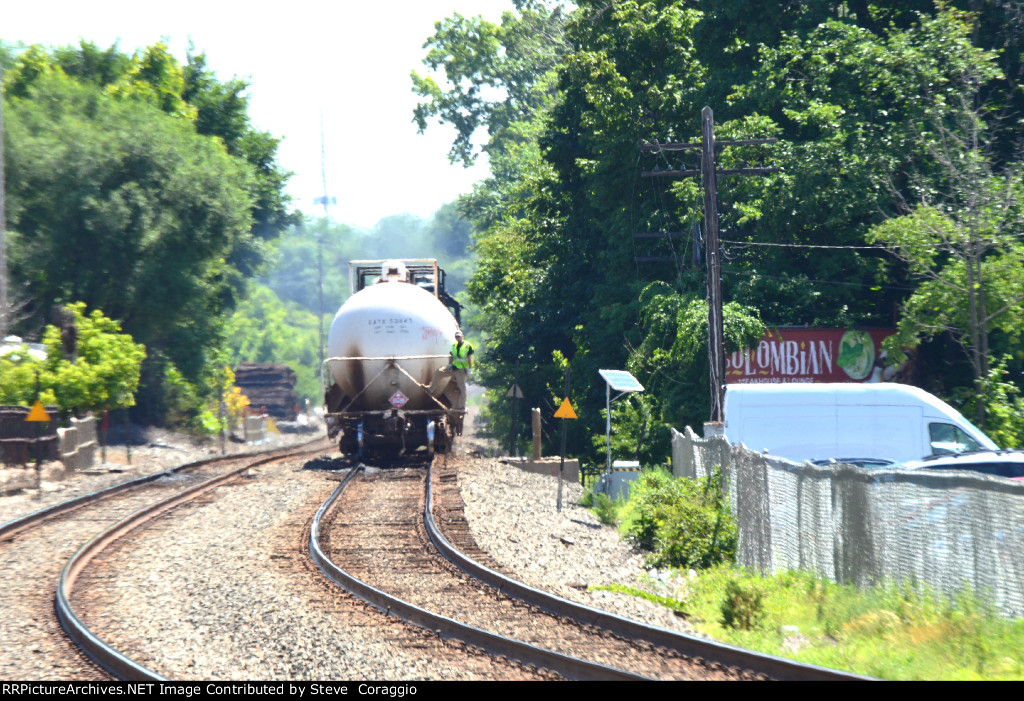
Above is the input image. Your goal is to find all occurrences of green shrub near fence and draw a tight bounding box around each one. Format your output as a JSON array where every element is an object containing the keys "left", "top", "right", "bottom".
[{"left": 624, "top": 466, "right": 737, "bottom": 569}]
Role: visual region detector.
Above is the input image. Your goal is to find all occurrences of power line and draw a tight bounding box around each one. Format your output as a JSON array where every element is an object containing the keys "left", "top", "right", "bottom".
[
  {"left": 723, "top": 268, "right": 916, "bottom": 291},
  {"left": 721, "top": 240, "right": 885, "bottom": 251}
]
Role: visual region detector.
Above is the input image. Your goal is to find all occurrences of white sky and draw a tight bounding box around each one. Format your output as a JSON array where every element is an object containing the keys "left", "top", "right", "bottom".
[{"left": 3, "top": 0, "right": 510, "bottom": 227}]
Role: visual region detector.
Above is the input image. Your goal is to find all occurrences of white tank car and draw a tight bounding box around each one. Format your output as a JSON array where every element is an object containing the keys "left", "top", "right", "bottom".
[{"left": 326, "top": 266, "right": 458, "bottom": 411}]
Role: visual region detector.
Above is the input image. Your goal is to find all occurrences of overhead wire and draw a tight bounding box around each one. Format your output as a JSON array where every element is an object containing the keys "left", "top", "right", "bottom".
[
  {"left": 723, "top": 268, "right": 917, "bottom": 291},
  {"left": 721, "top": 240, "right": 886, "bottom": 251}
]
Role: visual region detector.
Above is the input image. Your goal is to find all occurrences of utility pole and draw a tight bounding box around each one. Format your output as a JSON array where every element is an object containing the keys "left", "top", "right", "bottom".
[
  {"left": 701, "top": 107, "right": 725, "bottom": 425},
  {"left": 639, "top": 107, "right": 777, "bottom": 424},
  {"left": 0, "top": 58, "right": 8, "bottom": 341}
]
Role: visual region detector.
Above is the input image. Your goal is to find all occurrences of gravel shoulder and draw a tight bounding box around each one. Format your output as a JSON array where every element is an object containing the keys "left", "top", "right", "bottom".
[
  {"left": 454, "top": 389, "right": 698, "bottom": 637},
  {"left": 0, "top": 423, "right": 323, "bottom": 526},
  {"left": 456, "top": 457, "right": 698, "bottom": 636}
]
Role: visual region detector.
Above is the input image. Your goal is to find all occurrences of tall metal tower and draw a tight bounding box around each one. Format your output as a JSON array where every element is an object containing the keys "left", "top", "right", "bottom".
[{"left": 313, "top": 113, "right": 336, "bottom": 373}]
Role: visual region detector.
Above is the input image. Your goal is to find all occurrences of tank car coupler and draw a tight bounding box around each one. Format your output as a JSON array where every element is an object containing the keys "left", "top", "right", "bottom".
[{"left": 383, "top": 409, "right": 407, "bottom": 438}]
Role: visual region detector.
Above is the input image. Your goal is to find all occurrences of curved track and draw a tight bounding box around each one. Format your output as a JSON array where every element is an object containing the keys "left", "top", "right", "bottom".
[
  {"left": 426, "top": 458, "right": 871, "bottom": 681},
  {"left": 39, "top": 445, "right": 548, "bottom": 681},
  {"left": 311, "top": 457, "right": 868, "bottom": 680},
  {"left": 311, "top": 465, "right": 631, "bottom": 680},
  {"left": 311, "top": 456, "right": 872, "bottom": 679},
  {"left": 3, "top": 436, "right": 872, "bottom": 680},
  {"left": 0, "top": 440, "right": 324, "bottom": 681}
]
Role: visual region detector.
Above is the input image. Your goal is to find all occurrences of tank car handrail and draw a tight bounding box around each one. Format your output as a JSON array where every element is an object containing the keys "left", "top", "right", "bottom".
[
  {"left": 323, "top": 354, "right": 448, "bottom": 362},
  {"left": 391, "top": 362, "right": 450, "bottom": 412},
  {"left": 320, "top": 355, "right": 448, "bottom": 399},
  {"left": 320, "top": 355, "right": 455, "bottom": 415}
]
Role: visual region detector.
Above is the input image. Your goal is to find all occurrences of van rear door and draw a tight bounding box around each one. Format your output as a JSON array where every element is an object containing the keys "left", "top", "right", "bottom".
[{"left": 836, "top": 405, "right": 923, "bottom": 463}]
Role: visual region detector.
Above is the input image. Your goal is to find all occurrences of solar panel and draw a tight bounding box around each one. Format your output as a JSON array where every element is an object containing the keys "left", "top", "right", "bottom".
[{"left": 599, "top": 369, "right": 644, "bottom": 393}]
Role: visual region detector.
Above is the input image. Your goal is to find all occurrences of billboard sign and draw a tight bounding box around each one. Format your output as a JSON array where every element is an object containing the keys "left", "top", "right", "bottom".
[{"left": 726, "top": 328, "right": 898, "bottom": 384}]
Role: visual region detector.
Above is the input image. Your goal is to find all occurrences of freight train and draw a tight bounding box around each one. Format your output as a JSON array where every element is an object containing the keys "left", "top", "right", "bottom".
[{"left": 322, "top": 259, "right": 465, "bottom": 457}]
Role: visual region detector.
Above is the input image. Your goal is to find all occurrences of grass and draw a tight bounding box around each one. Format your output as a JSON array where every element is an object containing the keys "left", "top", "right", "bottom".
[
  {"left": 589, "top": 583, "right": 690, "bottom": 615},
  {"left": 577, "top": 466, "right": 1024, "bottom": 679},
  {"left": 596, "top": 564, "right": 1024, "bottom": 680},
  {"left": 576, "top": 467, "right": 1024, "bottom": 679}
]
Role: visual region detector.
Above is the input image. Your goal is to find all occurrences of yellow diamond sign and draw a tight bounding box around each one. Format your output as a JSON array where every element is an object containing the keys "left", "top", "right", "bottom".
[{"left": 553, "top": 397, "right": 577, "bottom": 420}]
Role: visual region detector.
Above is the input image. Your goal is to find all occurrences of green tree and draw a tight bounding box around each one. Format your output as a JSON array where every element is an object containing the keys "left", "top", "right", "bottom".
[
  {"left": 412, "top": 0, "right": 569, "bottom": 166},
  {"left": 628, "top": 281, "right": 764, "bottom": 438},
  {"left": 0, "top": 303, "right": 145, "bottom": 412},
  {"left": 867, "top": 77, "right": 1024, "bottom": 426},
  {"left": 223, "top": 284, "right": 320, "bottom": 402},
  {"left": 3, "top": 63, "right": 254, "bottom": 422},
  {"left": 416, "top": 0, "right": 1024, "bottom": 459},
  {"left": 41, "top": 303, "right": 147, "bottom": 412},
  {"left": 184, "top": 48, "right": 299, "bottom": 275},
  {"left": 5, "top": 72, "right": 252, "bottom": 365}
]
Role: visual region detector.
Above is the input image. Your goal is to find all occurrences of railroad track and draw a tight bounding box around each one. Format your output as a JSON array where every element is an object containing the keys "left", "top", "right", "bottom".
[
  {"left": 311, "top": 453, "right": 871, "bottom": 681},
  {"left": 30, "top": 444, "right": 547, "bottom": 680},
  {"left": 2, "top": 435, "right": 871, "bottom": 681},
  {"left": 0, "top": 439, "right": 326, "bottom": 681}
]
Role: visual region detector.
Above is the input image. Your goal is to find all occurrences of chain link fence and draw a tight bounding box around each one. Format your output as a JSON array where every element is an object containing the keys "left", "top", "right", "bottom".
[{"left": 672, "top": 426, "right": 1024, "bottom": 618}]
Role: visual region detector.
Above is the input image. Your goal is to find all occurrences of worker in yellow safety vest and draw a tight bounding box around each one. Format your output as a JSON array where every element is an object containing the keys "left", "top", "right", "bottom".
[{"left": 449, "top": 329, "right": 474, "bottom": 413}]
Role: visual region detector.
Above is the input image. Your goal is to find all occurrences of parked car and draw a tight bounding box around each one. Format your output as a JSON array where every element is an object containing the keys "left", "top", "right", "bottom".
[
  {"left": 811, "top": 457, "right": 895, "bottom": 469},
  {"left": 902, "top": 450, "right": 1024, "bottom": 481}
]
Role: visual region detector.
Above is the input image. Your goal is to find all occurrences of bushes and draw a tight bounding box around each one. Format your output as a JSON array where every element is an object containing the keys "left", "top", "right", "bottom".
[
  {"left": 626, "top": 467, "right": 737, "bottom": 570},
  {"left": 721, "top": 577, "right": 765, "bottom": 630},
  {"left": 0, "top": 303, "right": 145, "bottom": 412}
]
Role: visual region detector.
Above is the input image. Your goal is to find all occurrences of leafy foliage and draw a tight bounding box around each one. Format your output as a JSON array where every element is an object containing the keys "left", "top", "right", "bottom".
[
  {"left": 416, "top": 0, "right": 1024, "bottom": 459},
  {"left": 626, "top": 467, "right": 737, "bottom": 570},
  {"left": 865, "top": 68, "right": 1024, "bottom": 428},
  {"left": 970, "top": 356, "right": 1024, "bottom": 449},
  {"left": 629, "top": 282, "right": 764, "bottom": 436},
  {"left": 0, "top": 303, "right": 145, "bottom": 412},
  {"left": 2, "top": 41, "right": 294, "bottom": 426},
  {"left": 720, "top": 576, "right": 766, "bottom": 631},
  {"left": 223, "top": 284, "right": 319, "bottom": 402}
]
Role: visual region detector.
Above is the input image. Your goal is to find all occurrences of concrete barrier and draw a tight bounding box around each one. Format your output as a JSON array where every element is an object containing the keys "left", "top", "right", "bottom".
[
  {"left": 58, "top": 416, "right": 98, "bottom": 472},
  {"left": 501, "top": 457, "right": 580, "bottom": 483},
  {"left": 244, "top": 416, "right": 267, "bottom": 444}
]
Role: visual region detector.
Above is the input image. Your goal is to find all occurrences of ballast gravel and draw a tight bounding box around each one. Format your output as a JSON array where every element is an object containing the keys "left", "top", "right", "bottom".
[
  {"left": 73, "top": 454, "right": 542, "bottom": 681},
  {"left": 456, "top": 458, "right": 697, "bottom": 637},
  {"left": 4, "top": 417, "right": 701, "bottom": 680}
]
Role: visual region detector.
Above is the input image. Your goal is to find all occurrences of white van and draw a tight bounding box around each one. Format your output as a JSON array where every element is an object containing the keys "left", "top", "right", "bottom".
[{"left": 723, "top": 383, "right": 998, "bottom": 464}]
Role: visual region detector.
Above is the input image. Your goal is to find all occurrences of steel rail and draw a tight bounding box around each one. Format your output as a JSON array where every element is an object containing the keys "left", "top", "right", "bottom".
[
  {"left": 0, "top": 436, "right": 326, "bottom": 540},
  {"left": 422, "top": 461, "right": 874, "bottom": 682},
  {"left": 49, "top": 440, "right": 327, "bottom": 680},
  {"left": 308, "top": 467, "right": 648, "bottom": 681}
]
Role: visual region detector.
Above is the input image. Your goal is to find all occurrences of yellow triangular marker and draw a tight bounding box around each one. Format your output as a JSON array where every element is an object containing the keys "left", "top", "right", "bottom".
[
  {"left": 553, "top": 397, "right": 577, "bottom": 419},
  {"left": 26, "top": 400, "right": 51, "bottom": 422}
]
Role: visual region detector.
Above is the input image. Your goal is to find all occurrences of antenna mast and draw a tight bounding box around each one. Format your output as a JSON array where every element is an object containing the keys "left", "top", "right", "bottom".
[{"left": 313, "top": 113, "right": 337, "bottom": 372}]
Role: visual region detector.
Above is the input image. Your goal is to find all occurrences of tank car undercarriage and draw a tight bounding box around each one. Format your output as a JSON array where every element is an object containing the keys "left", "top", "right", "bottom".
[
  {"left": 325, "top": 408, "right": 461, "bottom": 458},
  {"left": 322, "top": 356, "right": 466, "bottom": 458}
]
